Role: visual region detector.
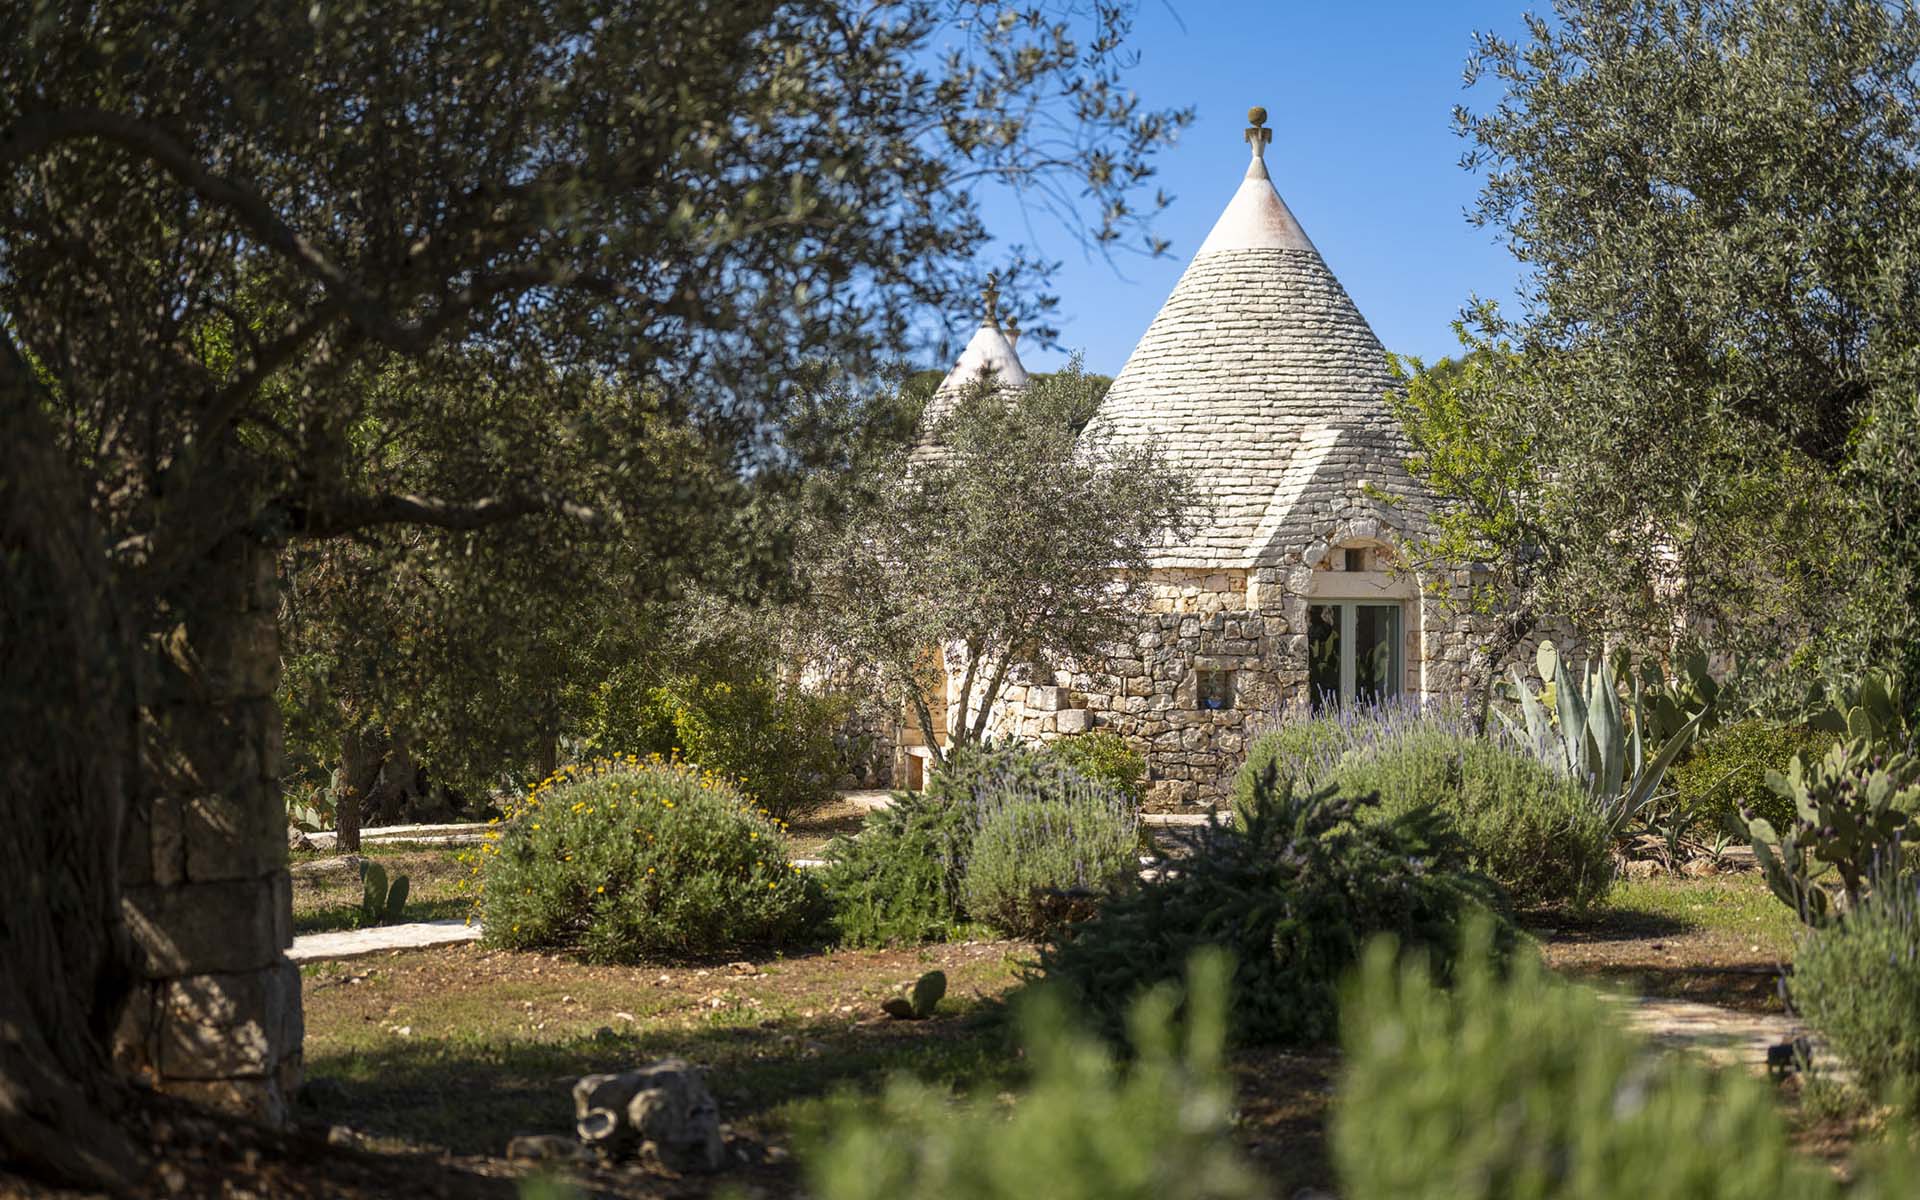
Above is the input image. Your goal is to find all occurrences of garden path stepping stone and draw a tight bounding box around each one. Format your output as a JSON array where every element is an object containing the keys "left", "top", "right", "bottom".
[{"left": 290, "top": 918, "right": 482, "bottom": 963}]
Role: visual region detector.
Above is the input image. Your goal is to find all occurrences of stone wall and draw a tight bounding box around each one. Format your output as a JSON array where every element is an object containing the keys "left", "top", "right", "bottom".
[
  {"left": 116, "top": 541, "right": 302, "bottom": 1120},
  {"left": 977, "top": 523, "right": 1487, "bottom": 810}
]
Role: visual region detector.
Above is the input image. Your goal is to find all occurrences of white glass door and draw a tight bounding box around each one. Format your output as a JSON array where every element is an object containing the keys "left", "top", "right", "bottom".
[{"left": 1307, "top": 602, "right": 1403, "bottom": 710}]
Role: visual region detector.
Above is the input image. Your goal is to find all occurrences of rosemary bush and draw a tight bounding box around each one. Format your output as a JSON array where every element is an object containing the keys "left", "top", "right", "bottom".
[
  {"left": 1335, "top": 922, "right": 1851, "bottom": 1200},
  {"left": 1039, "top": 774, "right": 1507, "bottom": 1046},
  {"left": 805, "top": 950, "right": 1265, "bottom": 1200},
  {"left": 474, "top": 760, "right": 816, "bottom": 962},
  {"left": 818, "top": 789, "right": 975, "bottom": 947}
]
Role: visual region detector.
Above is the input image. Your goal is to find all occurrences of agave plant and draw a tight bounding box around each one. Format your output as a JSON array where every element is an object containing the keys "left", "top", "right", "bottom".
[{"left": 1497, "top": 641, "right": 1708, "bottom": 841}]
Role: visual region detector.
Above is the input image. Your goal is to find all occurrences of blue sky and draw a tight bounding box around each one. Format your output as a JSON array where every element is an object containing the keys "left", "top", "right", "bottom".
[{"left": 967, "top": 1, "right": 1536, "bottom": 375}]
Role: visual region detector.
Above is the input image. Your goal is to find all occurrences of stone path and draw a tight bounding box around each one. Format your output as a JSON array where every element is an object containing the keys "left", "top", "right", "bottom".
[
  {"left": 290, "top": 919, "right": 482, "bottom": 964},
  {"left": 303, "top": 821, "right": 492, "bottom": 850},
  {"left": 1610, "top": 994, "right": 1809, "bottom": 1074}
]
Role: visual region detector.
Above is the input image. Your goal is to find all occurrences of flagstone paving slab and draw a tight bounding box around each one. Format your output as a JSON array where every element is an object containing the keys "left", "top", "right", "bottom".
[{"left": 290, "top": 919, "right": 482, "bottom": 964}]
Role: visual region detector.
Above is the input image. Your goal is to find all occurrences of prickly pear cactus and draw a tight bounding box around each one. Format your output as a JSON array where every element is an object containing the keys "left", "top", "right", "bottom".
[
  {"left": 910, "top": 969, "right": 947, "bottom": 1018},
  {"left": 1747, "top": 738, "right": 1920, "bottom": 925},
  {"left": 359, "top": 860, "right": 389, "bottom": 925},
  {"left": 384, "top": 874, "right": 410, "bottom": 922},
  {"left": 881, "top": 970, "right": 950, "bottom": 1020}
]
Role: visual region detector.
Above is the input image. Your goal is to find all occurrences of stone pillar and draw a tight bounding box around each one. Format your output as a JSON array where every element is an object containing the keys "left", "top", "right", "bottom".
[{"left": 116, "top": 539, "right": 302, "bottom": 1120}]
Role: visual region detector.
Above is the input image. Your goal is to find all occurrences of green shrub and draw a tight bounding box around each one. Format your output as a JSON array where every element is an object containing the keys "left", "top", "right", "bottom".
[
  {"left": 1669, "top": 718, "right": 1840, "bottom": 836},
  {"left": 1329, "top": 729, "right": 1612, "bottom": 911},
  {"left": 1039, "top": 775, "right": 1508, "bottom": 1046},
  {"left": 805, "top": 949, "right": 1265, "bottom": 1200},
  {"left": 575, "top": 663, "right": 855, "bottom": 824},
  {"left": 1793, "top": 878, "right": 1920, "bottom": 1111},
  {"left": 660, "top": 672, "right": 857, "bottom": 823},
  {"left": 475, "top": 760, "right": 816, "bottom": 962},
  {"left": 821, "top": 741, "right": 1135, "bottom": 946},
  {"left": 1046, "top": 730, "right": 1147, "bottom": 805},
  {"left": 1333, "top": 922, "right": 1837, "bottom": 1200},
  {"left": 1237, "top": 706, "right": 1611, "bottom": 911},
  {"left": 961, "top": 780, "right": 1139, "bottom": 937},
  {"left": 818, "top": 789, "right": 975, "bottom": 947},
  {"left": 1229, "top": 713, "right": 1347, "bottom": 822}
]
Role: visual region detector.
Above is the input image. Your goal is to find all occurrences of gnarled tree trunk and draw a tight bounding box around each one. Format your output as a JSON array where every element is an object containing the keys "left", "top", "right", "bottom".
[{"left": 0, "top": 386, "right": 143, "bottom": 1188}]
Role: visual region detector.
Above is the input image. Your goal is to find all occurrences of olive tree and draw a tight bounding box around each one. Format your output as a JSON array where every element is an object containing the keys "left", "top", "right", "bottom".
[
  {"left": 816, "top": 361, "right": 1191, "bottom": 767},
  {"left": 1399, "top": 0, "right": 1919, "bottom": 697},
  {"left": 0, "top": 1, "right": 1188, "bottom": 1183}
]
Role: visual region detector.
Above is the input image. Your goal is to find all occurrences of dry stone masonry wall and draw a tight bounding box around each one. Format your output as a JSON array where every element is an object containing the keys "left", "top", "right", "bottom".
[{"left": 115, "top": 543, "right": 302, "bottom": 1120}]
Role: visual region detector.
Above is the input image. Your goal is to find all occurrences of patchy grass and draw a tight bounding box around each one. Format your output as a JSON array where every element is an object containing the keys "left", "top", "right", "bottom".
[
  {"left": 291, "top": 848, "right": 474, "bottom": 934},
  {"left": 298, "top": 935, "right": 1347, "bottom": 1197},
  {"left": 1607, "top": 872, "right": 1800, "bottom": 948},
  {"left": 301, "top": 939, "right": 1030, "bottom": 1161},
  {"left": 1531, "top": 869, "right": 1800, "bottom": 1012},
  {"left": 288, "top": 868, "right": 1849, "bottom": 1198}
]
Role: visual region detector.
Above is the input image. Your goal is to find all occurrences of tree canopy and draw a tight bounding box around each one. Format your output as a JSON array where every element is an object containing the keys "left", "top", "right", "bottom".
[
  {"left": 0, "top": 2, "right": 1189, "bottom": 1184},
  {"left": 814, "top": 360, "right": 1190, "bottom": 765},
  {"left": 1399, "top": 0, "right": 1920, "bottom": 701}
]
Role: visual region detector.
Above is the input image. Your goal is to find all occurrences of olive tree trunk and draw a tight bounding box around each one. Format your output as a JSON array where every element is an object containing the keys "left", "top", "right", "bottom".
[
  {"left": 0, "top": 392, "right": 143, "bottom": 1188},
  {"left": 2, "top": 378, "right": 303, "bottom": 1186}
]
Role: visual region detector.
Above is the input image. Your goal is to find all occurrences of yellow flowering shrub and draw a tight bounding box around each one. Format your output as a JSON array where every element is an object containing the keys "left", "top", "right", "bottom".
[{"left": 469, "top": 757, "right": 818, "bottom": 962}]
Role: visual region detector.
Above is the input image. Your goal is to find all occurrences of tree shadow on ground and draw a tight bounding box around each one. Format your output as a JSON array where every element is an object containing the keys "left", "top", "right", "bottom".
[
  {"left": 302, "top": 1001, "right": 1017, "bottom": 1160},
  {"left": 1551, "top": 961, "right": 1790, "bottom": 1013},
  {"left": 1526, "top": 906, "right": 1693, "bottom": 944}
]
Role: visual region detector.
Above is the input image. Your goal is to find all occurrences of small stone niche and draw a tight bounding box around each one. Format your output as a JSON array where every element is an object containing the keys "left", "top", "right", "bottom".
[{"left": 1196, "top": 669, "right": 1236, "bottom": 711}]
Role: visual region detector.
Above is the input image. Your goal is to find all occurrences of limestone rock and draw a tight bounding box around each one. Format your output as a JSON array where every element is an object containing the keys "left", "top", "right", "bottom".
[
  {"left": 573, "top": 1058, "right": 725, "bottom": 1172},
  {"left": 508, "top": 1133, "right": 584, "bottom": 1163}
]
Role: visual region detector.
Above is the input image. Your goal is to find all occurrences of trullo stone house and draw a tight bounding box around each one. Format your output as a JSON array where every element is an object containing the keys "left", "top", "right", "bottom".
[{"left": 901, "top": 108, "right": 1485, "bottom": 807}]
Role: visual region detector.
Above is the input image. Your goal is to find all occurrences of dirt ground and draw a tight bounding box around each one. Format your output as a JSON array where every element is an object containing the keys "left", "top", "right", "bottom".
[
  {"left": 1530, "top": 870, "right": 1800, "bottom": 1012},
  {"left": 1, "top": 868, "right": 1842, "bottom": 1200}
]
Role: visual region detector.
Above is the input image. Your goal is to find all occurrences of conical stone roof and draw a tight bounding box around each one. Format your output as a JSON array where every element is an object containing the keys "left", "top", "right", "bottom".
[
  {"left": 913, "top": 275, "right": 1029, "bottom": 465},
  {"left": 1085, "top": 108, "right": 1407, "bottom": 570}
]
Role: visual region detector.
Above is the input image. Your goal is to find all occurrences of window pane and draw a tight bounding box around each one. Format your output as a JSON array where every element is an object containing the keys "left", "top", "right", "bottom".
[
  {"left": 1308, "top": 604, "right": 1341, "bottom": 711},
  {"left": 1354, "top": 605, "right": 1400, "bottom": 704}
]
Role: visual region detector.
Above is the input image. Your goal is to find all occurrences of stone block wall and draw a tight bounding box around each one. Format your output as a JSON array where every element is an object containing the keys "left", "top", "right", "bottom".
[
  {"left": 115, "top": 542, "right": 302, "bottom": 1121},
  {"left": 978, "top": 531, "right": 1488, "bottom": 809}
]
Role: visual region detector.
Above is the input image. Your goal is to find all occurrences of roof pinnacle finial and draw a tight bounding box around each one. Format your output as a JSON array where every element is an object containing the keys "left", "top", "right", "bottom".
[
  {"left": 982, "top": 271, "right": 1001, "bottom": 329},
  {"left": 1004, "top": 312, "right": 1021, "bottom": 348},
  {"left": 1244, "top": 106, "right": 1272, "bottom": 159}
]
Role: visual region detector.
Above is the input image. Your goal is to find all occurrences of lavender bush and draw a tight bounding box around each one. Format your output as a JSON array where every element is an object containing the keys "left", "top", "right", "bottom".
[
  {"left": 1233, "top": 700, "right": 1612, "bottom": 910},
  {"left": 961, "top": 774, "right": 1140, "bottom": 937},
  {"left": 822, "top": 740, "right": 1136, "bottom": 945},
  {"left": 1792, "top": 872, "right": 1920, "bottom": 1110}
]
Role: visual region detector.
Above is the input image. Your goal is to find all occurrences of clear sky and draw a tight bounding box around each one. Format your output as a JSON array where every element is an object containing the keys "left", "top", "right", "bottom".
[{"left": 967, "top": 1, "right": 1537, "bottom": 375}]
